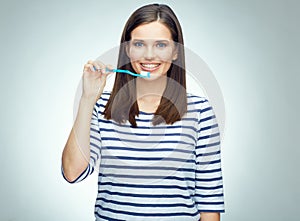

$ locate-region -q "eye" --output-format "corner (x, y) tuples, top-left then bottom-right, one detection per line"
(156, 42), (167, 48)
(133, 41), (144, 47)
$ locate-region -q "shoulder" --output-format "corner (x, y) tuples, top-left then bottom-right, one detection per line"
(187, 92), (207, 102)
(186, 93), (217, 127)
(95, 91), (111, 111)
(100, 90), (111, 101)
(187, 92), (211, 111)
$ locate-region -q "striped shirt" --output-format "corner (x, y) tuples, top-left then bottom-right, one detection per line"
(63, 91), (225, 220)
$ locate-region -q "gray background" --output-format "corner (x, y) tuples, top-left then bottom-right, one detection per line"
(0, 0), (299, 220)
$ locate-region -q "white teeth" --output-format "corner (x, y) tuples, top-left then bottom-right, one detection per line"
(141, 63), (159, 68)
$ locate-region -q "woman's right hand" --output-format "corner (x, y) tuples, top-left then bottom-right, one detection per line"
(82, 60), (112, 101)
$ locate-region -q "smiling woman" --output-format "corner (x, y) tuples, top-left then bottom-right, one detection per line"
(62, 3), (225, 221)
(104, 4), (187, 127)
(127, 22), (178, 78)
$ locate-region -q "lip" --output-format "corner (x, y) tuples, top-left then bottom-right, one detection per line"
(139, 63), (161, 72)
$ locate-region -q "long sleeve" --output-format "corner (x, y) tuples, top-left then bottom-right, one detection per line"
(194, 98), (225, 212)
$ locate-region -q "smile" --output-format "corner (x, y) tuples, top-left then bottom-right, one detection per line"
(140, 63), (161, 71)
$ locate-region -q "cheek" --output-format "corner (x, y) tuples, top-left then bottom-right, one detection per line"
(162, 62), (172, 72)
(155, 48), (175, 61)
(128, 48), (143, 62)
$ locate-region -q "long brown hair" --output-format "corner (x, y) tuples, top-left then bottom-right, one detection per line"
(103, 3), (187, 127)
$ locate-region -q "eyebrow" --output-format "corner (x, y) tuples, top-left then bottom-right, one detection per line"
(131, 39), (171, 43)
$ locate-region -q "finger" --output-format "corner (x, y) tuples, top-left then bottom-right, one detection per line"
(105, 64), (114, 75)
(92, 60), (104, 72)
(98, 64), (106, 74)
(90, 65), (96, 72)
(83, 64), (95, 73)
(93, 63), (102, 72)
(87, 60), (96, 71)
(83, 64), (90, 72)
(100, 64), (109, 75)
(86, 60), (101, 72)
(87, 60), (94, 64)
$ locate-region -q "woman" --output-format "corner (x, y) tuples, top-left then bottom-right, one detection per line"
(62, 3), (225, 221)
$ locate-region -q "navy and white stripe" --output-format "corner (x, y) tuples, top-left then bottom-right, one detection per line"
(63, 91), (225, 220)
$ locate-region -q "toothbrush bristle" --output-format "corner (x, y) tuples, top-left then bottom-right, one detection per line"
(140, 71), (150, 78)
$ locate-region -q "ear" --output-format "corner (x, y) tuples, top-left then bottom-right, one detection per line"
(125, 42), (130, 57)
(172, 52), (178, 61)
(172, 46), (178, 61)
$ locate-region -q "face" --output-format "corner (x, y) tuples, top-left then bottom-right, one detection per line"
(127, 21), (178, 80)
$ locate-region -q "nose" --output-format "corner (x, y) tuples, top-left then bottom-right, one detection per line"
(144, 46), (155, 60)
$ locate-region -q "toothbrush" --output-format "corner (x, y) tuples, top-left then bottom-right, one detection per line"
(93, 67), (150, 78)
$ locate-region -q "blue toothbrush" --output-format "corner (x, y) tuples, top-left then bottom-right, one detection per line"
(94, 67), (150, 78)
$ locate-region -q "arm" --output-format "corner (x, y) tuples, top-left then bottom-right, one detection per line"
(195, 98), (225, 217)
(62, 60), (110, 182)
(62, 97), (96, 182)
(200, 212), (220, 221)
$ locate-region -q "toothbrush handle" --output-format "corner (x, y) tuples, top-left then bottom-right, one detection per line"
(107, 68), (141, 77)
(108, 69), (126, 73)
(95, 67), (148, 78)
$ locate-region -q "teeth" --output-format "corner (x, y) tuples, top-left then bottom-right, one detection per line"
(141, 63), (159, 68)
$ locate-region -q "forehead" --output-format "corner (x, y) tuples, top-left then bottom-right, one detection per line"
(131, 21), (172, 40)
